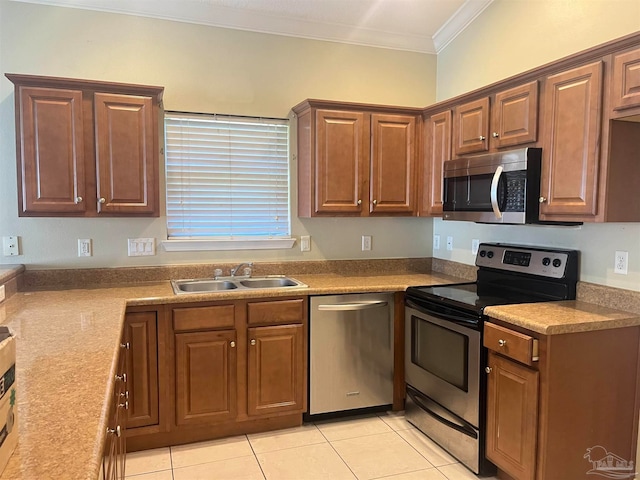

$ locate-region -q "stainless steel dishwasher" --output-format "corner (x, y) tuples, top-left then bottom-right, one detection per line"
(309, 293), (394, 416)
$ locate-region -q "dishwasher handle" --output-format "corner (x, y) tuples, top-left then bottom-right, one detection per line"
(317, 301), (388, 311)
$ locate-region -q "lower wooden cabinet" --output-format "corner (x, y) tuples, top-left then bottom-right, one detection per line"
(175, 329), (237, 426)
(486, 351), (538, 480)
(102, 341), (128, 479)
(484, 321), (640, 480)
(124, 311), (159, 429)
(125, 297), (308, 451)
(247, 324), (304, 416)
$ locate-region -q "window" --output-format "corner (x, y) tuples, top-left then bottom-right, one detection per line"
(164, 112), (292, 250)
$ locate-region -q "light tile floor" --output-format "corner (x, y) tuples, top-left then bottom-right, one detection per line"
(125, 412), (500, 480)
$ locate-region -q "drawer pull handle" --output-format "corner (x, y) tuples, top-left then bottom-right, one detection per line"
(485, 366), (492, 374)
(498, 339), (507, 347)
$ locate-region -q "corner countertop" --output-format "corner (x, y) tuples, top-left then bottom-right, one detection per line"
(0, 272), (457, 480)
(484, 300), (640, 335)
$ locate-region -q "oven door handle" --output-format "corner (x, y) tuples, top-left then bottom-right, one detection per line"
(406, 300), (479, 328)
(406, 386), (478, 439)
(490, 165), (504, 219)
(317, 301), (388, 311)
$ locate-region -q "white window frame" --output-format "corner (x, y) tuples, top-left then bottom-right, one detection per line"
(161, 111), (294, 252)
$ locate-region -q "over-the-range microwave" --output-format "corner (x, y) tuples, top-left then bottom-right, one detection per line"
(442, 147), (544, 224)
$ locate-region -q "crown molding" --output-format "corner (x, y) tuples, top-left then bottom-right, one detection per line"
(433, 0), (494, 54)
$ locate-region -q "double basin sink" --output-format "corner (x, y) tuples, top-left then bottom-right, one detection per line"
(172, 275), (308, 295)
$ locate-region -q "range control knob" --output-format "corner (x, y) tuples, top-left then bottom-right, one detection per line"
(487, 250), (494, 259)
(542, 257), (551, 266)
(552, 258), (562, 268)
(479, 250), (487, 257)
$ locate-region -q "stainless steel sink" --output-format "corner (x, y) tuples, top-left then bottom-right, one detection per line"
(239, 277), (300, 288)
(171, 276), (307, 295)
(173, 279), (238, 293)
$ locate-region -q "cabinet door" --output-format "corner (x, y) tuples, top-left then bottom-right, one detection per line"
(124, 311), (159, 429)
(247, 324), (304, 416)
(422, 110), (451, 216)
(94, 93), (157, 215)
(175, 330), (237, 426)
(314, 110), (367, 214)
(453, 97), (489, 155)
(540, 62), (603, 219)
(16, 87), (87, 215)
(370, 114), (417, 215)
(611, 47), (640, 112)
(486, 352), (539, 480)
(492, 81), (538, 149)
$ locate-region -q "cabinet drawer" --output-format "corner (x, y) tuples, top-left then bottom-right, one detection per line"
(173, 305), (235, 332)
(484, 322), (538, 366)
(247, 298), (305, 325)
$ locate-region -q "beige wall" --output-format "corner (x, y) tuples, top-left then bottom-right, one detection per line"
(434, 0), (640, 292)
(0, 0), (436, 268)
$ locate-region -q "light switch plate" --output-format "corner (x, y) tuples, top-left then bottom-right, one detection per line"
(78, 239), (92, 257)
(128, 238), (156, 256)
(300, 235), (311, 252)
(433, 235), (440, 250)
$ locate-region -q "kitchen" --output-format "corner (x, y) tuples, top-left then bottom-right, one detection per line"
(0, 0), (640, 479)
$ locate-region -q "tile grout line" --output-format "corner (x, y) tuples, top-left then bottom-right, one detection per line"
(314, 421), (361, 479)
(245, 433), (268, 480)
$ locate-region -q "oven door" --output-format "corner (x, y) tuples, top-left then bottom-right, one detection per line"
(405, 301), (480, 427)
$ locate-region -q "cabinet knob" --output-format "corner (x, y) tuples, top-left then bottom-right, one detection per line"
(120, 342), (130, 350)
(230, 341), (236, 348)
(98, 197), (106, 204)
(115, 373), (127, 383)
(120, 391), (129, 400)
(107, 425), (121, 437)
(119, 400), (129, 410)
(498, 339), (507, 347)
(372, 199), (377, 205)
(492, 132), (499, 138)
(479, 135), (486, 141)
(75, 196), (83, 204)
(485, 366), (492, 374)
(357, 199), (362, 205)
(539, 196), (547, 204)
(250, 339), (256, 346)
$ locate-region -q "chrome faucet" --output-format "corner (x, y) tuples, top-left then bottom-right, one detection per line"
(230, 262), (254, 277)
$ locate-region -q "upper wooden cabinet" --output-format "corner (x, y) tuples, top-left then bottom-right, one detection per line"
(293, 100), (420, 217)
(420, 110), (451, 216)
(611, 46), (640, 113)
(452, 81), (538, 157)
(539, 62), (603, 220)
(6, 74), (163, 217)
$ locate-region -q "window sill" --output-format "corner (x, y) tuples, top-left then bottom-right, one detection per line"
(161, 238), (296, 252)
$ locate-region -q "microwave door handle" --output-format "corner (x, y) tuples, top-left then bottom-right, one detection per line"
(490, 165), (504, 219)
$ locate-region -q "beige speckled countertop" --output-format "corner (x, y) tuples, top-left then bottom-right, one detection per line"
(0, 272), (457, 480)
(485, 300), (640, 335)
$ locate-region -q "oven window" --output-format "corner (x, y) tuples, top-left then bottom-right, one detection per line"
(411, 315), (469, 392)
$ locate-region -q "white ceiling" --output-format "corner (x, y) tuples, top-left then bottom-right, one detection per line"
(11, 0), (493, 54)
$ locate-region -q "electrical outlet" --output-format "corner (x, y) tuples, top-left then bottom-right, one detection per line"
(446, 236), (453, 251)
(78, 239), (92, 257)
(433, 235), (440, 250)
(614, 251), (628, 275)
(2, 236), (19, 256)
(300, 235), (311, 252)
(362, 235), (372, 251)
(472, 239), (480, 255)
(128, 238), (156, 256)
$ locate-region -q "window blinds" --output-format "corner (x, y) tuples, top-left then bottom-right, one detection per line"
(165, 112), (290, 239)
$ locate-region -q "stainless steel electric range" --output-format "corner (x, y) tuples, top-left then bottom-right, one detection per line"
(404, 243), (579, 475)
